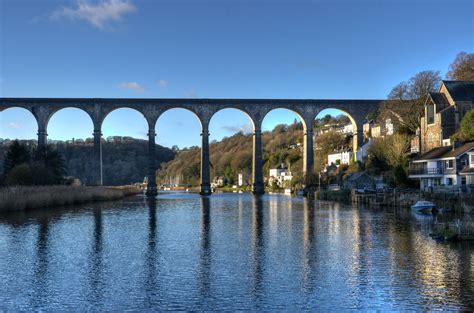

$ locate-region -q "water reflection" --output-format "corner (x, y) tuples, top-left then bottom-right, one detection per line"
(87, 206), (104, 306)
(33, 216), (50, 309)
(198, 197), (211, 307)
(302, 198), (315, 294)
(251, 195), (264, 309)
(144, 198), (158, 305)
(0, 194), (472, 310)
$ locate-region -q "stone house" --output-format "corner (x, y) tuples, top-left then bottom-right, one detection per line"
(418, 80), (474, 153)
(342, 172), (376, 190)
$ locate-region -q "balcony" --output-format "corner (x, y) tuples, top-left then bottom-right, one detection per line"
(409, 167), (444, 176)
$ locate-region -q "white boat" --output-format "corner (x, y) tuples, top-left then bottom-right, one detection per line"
(411, 200), (436, 213)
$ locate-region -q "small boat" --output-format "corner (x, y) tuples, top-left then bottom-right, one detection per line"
(411, 200), (436, 213)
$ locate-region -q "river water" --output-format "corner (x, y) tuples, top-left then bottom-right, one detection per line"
(0, 192), (473, 310)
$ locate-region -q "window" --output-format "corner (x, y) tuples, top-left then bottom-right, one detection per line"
(446, 178), (453, 185)
(445, 160), (454, 169)
(471, 154), (474, 164)
(427, 103), (435, 124)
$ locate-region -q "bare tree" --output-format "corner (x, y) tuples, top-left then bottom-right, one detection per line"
(446, 51), (474, 81)
(381, 70), (441, 135)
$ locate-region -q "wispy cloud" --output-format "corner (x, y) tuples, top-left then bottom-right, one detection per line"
(118, 82), (145, 92)
(184, 89), (198, 98)
(51, 0), (137, 30)
(157, 79), (168, 88)
(222, 122), (253, 134)
(8, 122), (20, 129)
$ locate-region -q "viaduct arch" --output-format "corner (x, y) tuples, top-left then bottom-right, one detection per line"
(0, 98), (385, 195)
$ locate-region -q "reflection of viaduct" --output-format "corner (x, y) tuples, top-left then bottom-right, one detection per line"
(0, 98), (385, 195)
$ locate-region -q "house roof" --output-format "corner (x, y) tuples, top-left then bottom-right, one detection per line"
(460, 167), (474, 175)
(414, 142), (474, 161)
(443, 142), (474, 158)
(414, 146), (452, 161)
(443, 80), (474, 102)
(345, 172), (373, 182)
(428, 92), (450, 111)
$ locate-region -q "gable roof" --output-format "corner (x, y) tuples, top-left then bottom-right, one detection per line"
(443, 80), (474, 102)
(414, 146), (452, 161)
(414, 142), (474, 161)
(443, 142), (474, 158)
(428, 92), (450, 111)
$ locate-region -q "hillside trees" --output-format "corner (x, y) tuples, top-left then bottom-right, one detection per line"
(2, 141), (66, 186)
(452, 109), (474, 142)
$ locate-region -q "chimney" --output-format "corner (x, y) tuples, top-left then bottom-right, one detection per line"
(452, 139), (461, 151)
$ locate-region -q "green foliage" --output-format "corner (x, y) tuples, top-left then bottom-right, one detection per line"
(158, 122), (307, 187)
(3, 140), (30, 176)
(452, 109), (474, 142)
(2, 141), (68, 186)
(5, 164), (34, 186)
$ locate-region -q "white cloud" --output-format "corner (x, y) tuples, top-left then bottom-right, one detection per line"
(184, 89), (198, 98)
(157, 79), (168, 88)
(8, 122), (20, 129)
(51, 0), (137, 30)
(222, 122), (253, 134)
(118, 82), (145, 92)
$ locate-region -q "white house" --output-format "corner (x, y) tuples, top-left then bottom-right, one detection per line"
(268, 164), (293, 187)
(409, 142), (474, 190)
(327, 151), (352, 165)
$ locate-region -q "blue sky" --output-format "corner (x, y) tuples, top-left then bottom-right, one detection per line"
(1, 0), (473, 147)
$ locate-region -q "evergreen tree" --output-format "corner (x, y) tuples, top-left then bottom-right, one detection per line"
(3, 140), (30, 176)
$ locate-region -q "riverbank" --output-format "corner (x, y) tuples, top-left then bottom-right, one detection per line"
(0, 185), (143, 212)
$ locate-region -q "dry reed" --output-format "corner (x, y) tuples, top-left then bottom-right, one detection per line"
(0, 185), (143, 212)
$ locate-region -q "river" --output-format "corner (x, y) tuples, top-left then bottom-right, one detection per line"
(0, 192), (473, 310)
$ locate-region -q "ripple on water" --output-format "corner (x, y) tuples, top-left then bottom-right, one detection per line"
(0, 193), (473, 310)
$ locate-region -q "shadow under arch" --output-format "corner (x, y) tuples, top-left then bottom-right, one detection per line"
(0, 107), (38, 139)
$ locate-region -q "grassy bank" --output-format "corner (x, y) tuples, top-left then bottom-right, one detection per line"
(0, 185), (143, 212)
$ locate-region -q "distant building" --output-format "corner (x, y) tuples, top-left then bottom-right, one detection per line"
(355, 139), (373, 162)
(343, 172), (376, 190)
(371, 123), (383, 138)
(363, 120), (375, 138)
(327, 151), (352, 165)
(409, 142), (474, 190)
(268, 164), (293, 187)
(237, 172), (249, 186)
(419, 80), (474, 153)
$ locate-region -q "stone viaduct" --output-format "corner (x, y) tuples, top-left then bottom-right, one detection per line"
(0, 98), (385, 195)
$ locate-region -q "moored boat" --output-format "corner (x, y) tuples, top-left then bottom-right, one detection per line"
(411, 200), (436, 213)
